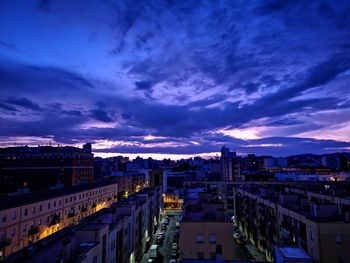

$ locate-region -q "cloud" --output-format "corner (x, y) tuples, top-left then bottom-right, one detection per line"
(90, 109), (114, 123)
(4, 97), (41, 111)
(0, 0), (350, 156)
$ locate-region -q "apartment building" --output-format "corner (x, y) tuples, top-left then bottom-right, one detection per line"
(180, 221), (236, 261)
(179, 186), (251, 262)
(1, 186), (162, 263)
(233, 183), (350, 263)
(220, 146), (241, 181)
(0, 182), (118, 259)
(113, 187), (162, 261)
(0, 143), (94, 193)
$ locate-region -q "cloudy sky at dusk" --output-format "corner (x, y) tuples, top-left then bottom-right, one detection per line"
(1, 0), (350, 159)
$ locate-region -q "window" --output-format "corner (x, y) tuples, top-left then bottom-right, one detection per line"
(197, 252), (204, 260)
(196, 234), (204, 243)
(24, 209), (28, 216)
(48, 203), (51, 209)
(209, 234), (216, 244)
(12, 212), (16, 220)
(336, 234), (343, 245)
(32, 207), (36, 214)
(309, 230), (314, 241)
(2, 215), (6, 223)
(54, 201), (56, 207)
(210, 252), (216, 260)
(39, 205), (42, 212)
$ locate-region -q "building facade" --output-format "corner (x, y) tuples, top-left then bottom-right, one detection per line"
(0, 144), (94, 193)
(233, 183), (350, 263)
(1, 186), (162, 263)
(0, 182), (118, 259)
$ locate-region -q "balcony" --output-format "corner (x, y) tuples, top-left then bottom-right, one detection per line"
(0, 238), (12, 249)
(92, 203), (97, 208)
(67, 211), (76, 218)
(28, 226), (39, 235)
(107, 197), (112, 201)
(81, 207), (88, 212)
(49, 214), (60, 226)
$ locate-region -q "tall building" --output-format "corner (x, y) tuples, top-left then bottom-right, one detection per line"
(220, 146), (241, 181)
(0, 144), (94, 193)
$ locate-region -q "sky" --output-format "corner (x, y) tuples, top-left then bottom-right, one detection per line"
(0, 0), (350, 159)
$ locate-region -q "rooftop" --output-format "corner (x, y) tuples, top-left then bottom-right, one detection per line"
(0, 180), (117, 210)
(277, 246), (311, 260)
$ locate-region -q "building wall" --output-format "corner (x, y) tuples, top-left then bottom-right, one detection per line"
(233, 185), (350, 263)
(0, 183), (118, 258)
(318, 223), (350, 263)
(179, 221), (235, 260)
(0, 145), (94, 193)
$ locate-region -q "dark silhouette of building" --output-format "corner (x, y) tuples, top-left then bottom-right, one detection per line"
(0, 143), (93, 193)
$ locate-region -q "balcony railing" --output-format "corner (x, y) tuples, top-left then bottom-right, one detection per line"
(81, 207), (88, 212)
(28, 226), (39, 235)
(49, 215), (60, 226)
(0, 238), (12, 249)
(67, 212), (76, 218)
(92, 203), (97, 208)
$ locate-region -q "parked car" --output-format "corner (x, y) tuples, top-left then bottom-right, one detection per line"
(158, 232), (165, 239)
(169, 259), (176, 263)
(171, 249), (177, 258)
(233, 233), (240, 239)
(161, 224), (167, 231)
(172, 243), (177, 250)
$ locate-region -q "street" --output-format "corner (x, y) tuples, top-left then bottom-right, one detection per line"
(140, 216), (178, 263)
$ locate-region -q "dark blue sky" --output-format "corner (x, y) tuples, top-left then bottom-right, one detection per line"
(1, 0), (350, 158)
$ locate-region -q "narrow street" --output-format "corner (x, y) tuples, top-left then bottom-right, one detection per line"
(140, 216), (178, 263)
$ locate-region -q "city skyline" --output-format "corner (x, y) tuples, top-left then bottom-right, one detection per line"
(1, 0), (350, 159)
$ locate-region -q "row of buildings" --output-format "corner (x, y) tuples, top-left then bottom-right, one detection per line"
(0, 182), (118, 259)
(2, 186), (162, 263)
(177, 180), (350, 263)
(233, 182), (350, 263)
(220, 146), (350, 181)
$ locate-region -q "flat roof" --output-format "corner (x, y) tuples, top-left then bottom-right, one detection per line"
(277, 246), (311, 259)
(0, 181), (117, 210)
